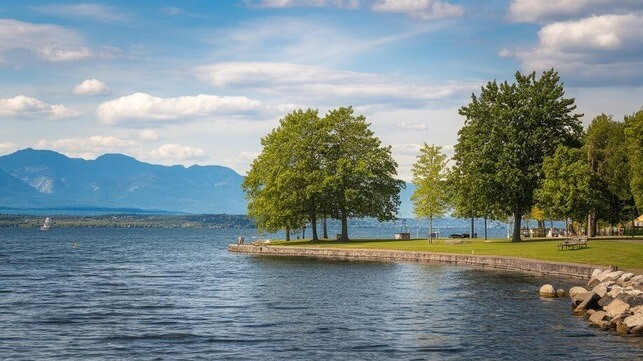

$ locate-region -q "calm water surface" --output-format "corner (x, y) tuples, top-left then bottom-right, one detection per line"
(1, 228), (641, 360)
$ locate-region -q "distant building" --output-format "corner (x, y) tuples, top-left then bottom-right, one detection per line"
(635, 215), (643, 228)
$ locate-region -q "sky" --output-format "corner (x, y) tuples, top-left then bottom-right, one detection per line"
(1, 0), (642, 181)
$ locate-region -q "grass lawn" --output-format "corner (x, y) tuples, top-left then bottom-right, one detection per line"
(269, 237), (643, 273)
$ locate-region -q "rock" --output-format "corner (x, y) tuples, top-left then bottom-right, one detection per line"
(615, 319), (630, 335)
(604, 299), (631, 319)
(593, 284), (610, 298)
(632, 305), (643, 314)
(598, 271), (625, 283)
(592, 269), (602, 278)
(607, 285), (625, 298)
(631, 325), (643, 335)
(540, 284), (556, 298)
(598, 295), (614, 308)
(574, 292), (601, 315)
(586, 309), (597, 316)
(569, 286), (588, 299)
(618, 272), (634, 285)
(589, 311), (609, 326)
(624, 313), (643, 329)
(626, 294), (643, 307)
(556, 289), (566, 298)
(571, 292), (592, 308)
(588, 277), (602, 289)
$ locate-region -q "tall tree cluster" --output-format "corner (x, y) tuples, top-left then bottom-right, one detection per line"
(243, 106), (404, 241)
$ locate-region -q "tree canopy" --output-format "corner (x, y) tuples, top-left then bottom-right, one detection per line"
(243, 106), (403, 241)
(625, 108), (643, 213)
(454, 69), (583, 241)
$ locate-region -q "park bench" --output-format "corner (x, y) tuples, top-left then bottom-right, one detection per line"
(557, 236), (588, 250)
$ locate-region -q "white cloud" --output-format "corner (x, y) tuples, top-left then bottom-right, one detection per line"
(0, 142), (16, 155)
(195, 62), (475, 106)
(138, 129), (160, 141)
(371, 0), (463, 20)
(246, 0), (360, 8)
(31, 4), (130, 23)
(0, 19), (116, 63)
(97, 92), (263, 126)
(162, 7), (183, 15)
(0, 95), (81, 119)
(502, 14), (643, 84)
(149, 144), (207, 162)
(36, 135), (138, 160)
(397, 121), (427, 130)
(508, 0), (642, 23)
(73, 79), (111, 96)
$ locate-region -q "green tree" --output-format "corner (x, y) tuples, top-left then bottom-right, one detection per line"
(456, 69), (583, 242)
(323, 106), (404, 241)
(536, 145), (598, 234)
(584, 114), (633, 233)
(625, 108), (643, 214)
(243, 109), (325, 241)
(411, 143), (449, 243)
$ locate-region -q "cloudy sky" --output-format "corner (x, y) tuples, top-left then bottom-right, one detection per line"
(1, 0), (642, 180)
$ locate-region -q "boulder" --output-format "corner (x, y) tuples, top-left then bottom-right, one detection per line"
(589, 310), (609, 326)
(574, 292), (601, 315)
(607, 285), (625, 298)
(571, 292), (592, 308)
(631, 325), (643, 335)
(598, 271), (625, 283)
(556, 289), (566, 298)
(588, 277), (602, 289)
(540, 284), (556, 298)
(626, 294), (643, 307)
(592, 269), (602, 278)
(604, 299), (631, 319)
(598, 295), (614, 308)
(593, 284), (610, 298)
(624, 313), (643, 329)
(615, 319), (630, 335)
(632, 305), (643, 314)
(617, 272), (634, 285)
(569, 286), (588, 299)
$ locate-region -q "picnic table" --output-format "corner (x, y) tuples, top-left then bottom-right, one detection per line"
(557, 236), (588, 250)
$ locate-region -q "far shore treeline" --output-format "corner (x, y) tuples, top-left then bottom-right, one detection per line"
(245, 69), (643, 242)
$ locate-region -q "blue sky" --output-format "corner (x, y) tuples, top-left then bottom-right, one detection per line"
(1, 0), (642, 180)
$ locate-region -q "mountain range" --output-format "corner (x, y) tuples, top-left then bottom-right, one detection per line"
(0, 148), (414, 217)
(0, 148), (247, 214)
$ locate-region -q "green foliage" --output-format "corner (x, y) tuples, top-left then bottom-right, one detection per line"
(625, 108), (643, 212)
(243, 109), (324, 239)
(411, 143), (449, 241)
(243, 106), (404, 241)
(536, 145), (597, 223)
(454, 69), (583, 241)
(323, 106), (405, 240)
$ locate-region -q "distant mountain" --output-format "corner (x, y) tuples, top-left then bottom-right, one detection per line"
(0, 148), (247, 214)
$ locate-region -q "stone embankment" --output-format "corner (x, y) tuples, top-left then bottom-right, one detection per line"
(542, 269), (643, 336)
(228, 244), (598, 278)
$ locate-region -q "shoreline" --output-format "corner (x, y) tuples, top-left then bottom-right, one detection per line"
(228, 244), (605, 279)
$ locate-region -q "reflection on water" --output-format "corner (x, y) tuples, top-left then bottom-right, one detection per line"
(0, 227), (641, 360)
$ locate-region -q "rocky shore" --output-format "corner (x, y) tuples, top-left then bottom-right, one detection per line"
(542, 268), (643, 336)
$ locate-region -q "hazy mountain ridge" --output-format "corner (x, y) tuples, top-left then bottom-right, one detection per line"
(0, 148), (247, 214)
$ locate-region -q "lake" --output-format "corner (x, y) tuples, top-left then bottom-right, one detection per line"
(1, 227), (641, 360)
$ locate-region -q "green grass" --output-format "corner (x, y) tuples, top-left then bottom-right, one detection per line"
(269, 237), (643, 272)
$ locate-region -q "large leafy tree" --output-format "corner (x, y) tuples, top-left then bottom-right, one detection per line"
(625, 108), (643, 214)
(411, 143), (449, 243)
(456, 69), (583, 242)
(323, 106), (404, 241)
(243, 109), (326, 241)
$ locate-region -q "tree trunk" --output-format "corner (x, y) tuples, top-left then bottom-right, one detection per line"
(428, 216), (433, 244)
(302, 226), (306, 239)
(340, 209), (349, 241)
(470, 217), (475, 239)
(484, 216), (488, 240)
(322, 217), (328, 239)
(286, 228), (290, 242)
(310, 214), (319, 242)
(512, 211), (522, 242)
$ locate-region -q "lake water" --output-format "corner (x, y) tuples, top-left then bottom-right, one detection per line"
(1, 227), (641, 360)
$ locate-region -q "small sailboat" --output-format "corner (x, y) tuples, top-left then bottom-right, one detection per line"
(41, 217), (51, 231)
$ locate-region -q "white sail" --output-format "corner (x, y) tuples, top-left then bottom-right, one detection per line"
(41, 217), (51, 231)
